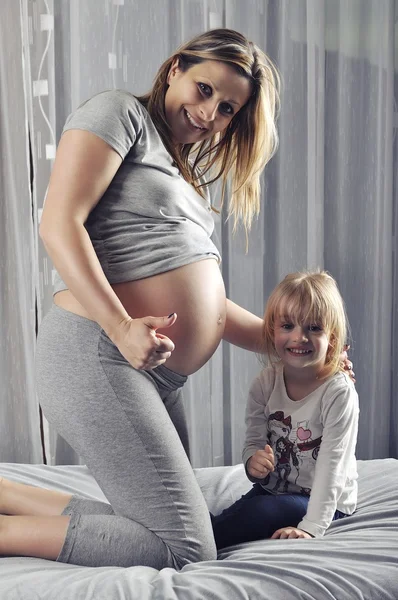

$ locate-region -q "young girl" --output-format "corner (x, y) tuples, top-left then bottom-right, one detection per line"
(212, 270), (359, 548)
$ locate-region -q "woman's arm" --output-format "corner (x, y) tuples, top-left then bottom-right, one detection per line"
(223, 300), (356, 382)
(223, 299), (264, 352)
(40, 130), (175, 369)
(40, 129), (130, 334)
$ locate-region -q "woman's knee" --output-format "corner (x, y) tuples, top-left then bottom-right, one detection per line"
(173, 534), (217, 569)
(171, 517), (217, 568)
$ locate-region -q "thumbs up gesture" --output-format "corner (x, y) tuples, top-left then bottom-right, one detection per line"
(247, 444), (275, 479)
(110, 313), (177, 370)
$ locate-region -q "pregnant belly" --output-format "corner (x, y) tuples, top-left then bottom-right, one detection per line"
(55, 259), (227, 375)
(113, 259), (226, 374)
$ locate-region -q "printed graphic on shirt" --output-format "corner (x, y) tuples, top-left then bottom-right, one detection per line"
(295, 421), (322, 460)
(266, 411), (322, 494)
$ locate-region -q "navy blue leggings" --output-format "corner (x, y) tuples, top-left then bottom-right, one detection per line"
(211, 483), (346, 549)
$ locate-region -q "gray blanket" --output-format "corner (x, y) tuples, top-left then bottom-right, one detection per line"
(0, 459), (397, 600)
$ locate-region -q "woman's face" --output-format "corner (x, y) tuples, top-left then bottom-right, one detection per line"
(164, 59), (252, 145)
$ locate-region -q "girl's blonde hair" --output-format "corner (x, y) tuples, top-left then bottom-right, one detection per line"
(263, 271), (350, 379)
(136, 28), (280, 234)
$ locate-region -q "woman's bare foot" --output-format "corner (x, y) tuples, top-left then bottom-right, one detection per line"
(0, 476), (72, 516)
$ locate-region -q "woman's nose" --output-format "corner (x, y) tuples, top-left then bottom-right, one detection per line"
(199, 101), (218, 122)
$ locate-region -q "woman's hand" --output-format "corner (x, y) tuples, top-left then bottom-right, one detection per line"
(340, 344), (356, 383)
(110, 313), (177, 370)
(247, 444), (275, 479)
(271, 527), (312, 540)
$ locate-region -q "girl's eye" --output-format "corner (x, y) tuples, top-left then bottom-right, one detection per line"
(281, 323), (293, 330)
(198, 82), (212, 96)
(309, 324), (322, 332)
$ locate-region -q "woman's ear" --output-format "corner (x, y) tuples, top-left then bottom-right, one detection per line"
(167, 57), (180, 84)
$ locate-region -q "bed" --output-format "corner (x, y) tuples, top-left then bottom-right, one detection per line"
(0, 459), (397, 600)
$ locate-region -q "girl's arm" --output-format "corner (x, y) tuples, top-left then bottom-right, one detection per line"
(223, 299), (264, 352)
(242, 369), (275, 481)
(296, 382), (359, 538)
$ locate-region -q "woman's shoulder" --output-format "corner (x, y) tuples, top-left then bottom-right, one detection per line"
(62, 90), (147, 158)
(67, 89), (146, 123)
(97, 89), (146, 112)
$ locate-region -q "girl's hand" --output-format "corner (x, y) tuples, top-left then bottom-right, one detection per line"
(247, 444), (275, 479)
(340, 344), (356, 383)
(110, 313), (177, 370)
(271, 527), (312, 540)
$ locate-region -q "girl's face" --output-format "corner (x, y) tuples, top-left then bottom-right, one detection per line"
(273, 311), (330, 376)
(165, 59), (252, 145)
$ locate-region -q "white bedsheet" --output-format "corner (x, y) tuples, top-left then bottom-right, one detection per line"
(0, 459), (397, 599)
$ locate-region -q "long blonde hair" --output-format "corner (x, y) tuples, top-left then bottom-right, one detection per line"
(263, 270), (350, 379)
(136, 28), (280, 234)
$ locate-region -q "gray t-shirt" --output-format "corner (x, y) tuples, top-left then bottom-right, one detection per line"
(53, 89), (221, 294)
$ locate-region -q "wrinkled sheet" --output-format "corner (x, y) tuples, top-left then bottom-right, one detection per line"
(0, 459), (397, 600)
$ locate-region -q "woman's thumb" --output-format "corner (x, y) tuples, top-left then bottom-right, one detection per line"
(146, 313), (177, 330)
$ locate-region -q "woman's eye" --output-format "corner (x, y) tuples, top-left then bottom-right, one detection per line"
(198, 83), (212, 96)
(219, 102), (234, 115)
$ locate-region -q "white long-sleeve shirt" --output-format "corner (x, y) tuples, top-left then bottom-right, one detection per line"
(242, 363), (359, 537)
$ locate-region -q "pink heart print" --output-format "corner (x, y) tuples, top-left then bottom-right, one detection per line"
(297, 427), (311, 441)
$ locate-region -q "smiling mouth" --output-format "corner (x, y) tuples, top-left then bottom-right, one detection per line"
(184, 109), (207, 132)
(287, 348), (312, 355)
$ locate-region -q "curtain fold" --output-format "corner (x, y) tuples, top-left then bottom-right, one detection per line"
(323, 0), (394, 459)
(1, 0), (396, 466)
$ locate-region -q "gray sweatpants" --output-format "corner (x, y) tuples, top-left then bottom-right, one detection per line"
(35, 304), (216, 569)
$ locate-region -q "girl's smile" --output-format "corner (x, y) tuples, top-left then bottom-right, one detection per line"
(274, 316), (330, 377)
(287, 347), (313, 356)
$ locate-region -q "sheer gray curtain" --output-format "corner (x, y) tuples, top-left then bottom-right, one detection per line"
(0, 0), (42, 463)
(1, 0), (397, 467)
